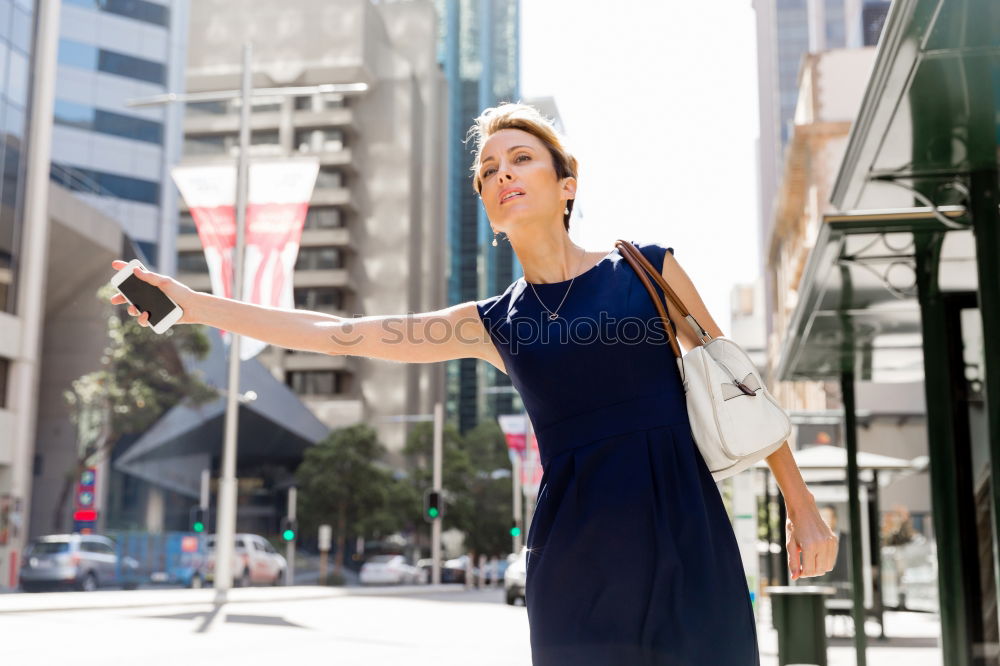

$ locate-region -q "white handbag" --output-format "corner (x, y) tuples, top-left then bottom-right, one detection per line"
(616, 241), (791, 481)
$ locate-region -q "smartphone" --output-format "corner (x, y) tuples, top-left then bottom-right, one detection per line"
(110, 259), (183, 334)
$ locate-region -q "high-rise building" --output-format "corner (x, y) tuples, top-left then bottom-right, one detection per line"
(438, 0), (521, 433)
(753, 0), (890, 342)
(48, 0), (189, 274)
(178, 0), (446, 457)
(0, 0), (36, 316)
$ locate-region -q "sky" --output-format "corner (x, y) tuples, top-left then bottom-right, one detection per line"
(519, 1), (761, 334)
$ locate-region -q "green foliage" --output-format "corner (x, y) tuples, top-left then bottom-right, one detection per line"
(55, 283), (217, 530)
(295, 417), (519, 561)
(295, 424), (399, 542)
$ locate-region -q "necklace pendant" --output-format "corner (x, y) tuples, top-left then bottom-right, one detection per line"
(548, 313), (559, 321)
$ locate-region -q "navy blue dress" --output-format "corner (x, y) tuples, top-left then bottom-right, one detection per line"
(476, 242), (760, 665)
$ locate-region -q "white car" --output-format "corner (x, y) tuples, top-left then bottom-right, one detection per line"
(360, 554), (424, 585)
(504, 547), (527, 605)
(204, 533), (287, 587)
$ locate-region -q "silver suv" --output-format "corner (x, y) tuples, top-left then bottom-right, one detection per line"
(19, 534), (139, 592)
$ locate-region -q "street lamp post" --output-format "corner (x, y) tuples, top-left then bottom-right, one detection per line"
(127, 43), (366, 600)
(380, 403), (444, 585)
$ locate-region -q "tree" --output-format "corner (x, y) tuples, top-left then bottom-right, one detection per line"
(295, 424), (396, 576)
(57, 283), (217, 531)
(402, 421), (475, 543)
(402, 420), (515, 559)
(458, 421), (515, 557)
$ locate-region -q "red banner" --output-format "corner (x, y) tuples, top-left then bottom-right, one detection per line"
(172, 159), (320, 360)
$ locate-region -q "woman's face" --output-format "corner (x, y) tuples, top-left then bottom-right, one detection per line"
(478, 128), (575, 236)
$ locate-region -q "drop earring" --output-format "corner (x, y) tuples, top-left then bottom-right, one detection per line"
(492, 231), (499, 247)
(564, 206), (570, 215)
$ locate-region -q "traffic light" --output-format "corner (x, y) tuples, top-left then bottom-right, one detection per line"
(423, 489), (443, 523)
(189, 506), (207, 533)
(510, 520), (522, 538)
(279, 517), (297, 542)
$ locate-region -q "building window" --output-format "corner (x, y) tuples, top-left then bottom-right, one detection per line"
(294, 286), (344, 312)
(178, 212), (196, 234)
(285, 370), (346, 396)
(294, 128), (344, 153)
(58, 39), (166, 86)
(294, 95), (346, 111)
(185, 100), (227, 117)
(63, 0), (170, 28)
(50, 162), (160, 205)
(862, 1), (891, 46)
(184, 133), (228, 156)
(0, 356), (8, 408)
(135, 240), (158, 268)
(54, 99), (164, 144)
(303, 206), (343, 230)
(184, 130), (281, 156)
(295, 247), (342, 271)
(315, 167), (343, 189)
(177, 251), (208, 273)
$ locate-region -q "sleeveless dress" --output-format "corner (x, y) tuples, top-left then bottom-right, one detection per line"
(476, 242), (760, 666)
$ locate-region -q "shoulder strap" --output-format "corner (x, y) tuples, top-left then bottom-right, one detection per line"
(615, 240), (713, 349)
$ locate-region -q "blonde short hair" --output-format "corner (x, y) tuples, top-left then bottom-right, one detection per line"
(467, 102), (578, 231)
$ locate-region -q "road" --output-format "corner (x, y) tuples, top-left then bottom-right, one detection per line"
(0, 585), (532, 665)
(0, 584), (943, 665)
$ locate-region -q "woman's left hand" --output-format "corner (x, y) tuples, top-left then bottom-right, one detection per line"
(785, 497), (839, 580)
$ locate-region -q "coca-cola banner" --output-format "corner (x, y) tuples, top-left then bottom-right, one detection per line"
(171, 159), (320, 360)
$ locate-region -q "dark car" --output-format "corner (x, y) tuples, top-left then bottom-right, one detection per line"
(19, 534), (140, 592)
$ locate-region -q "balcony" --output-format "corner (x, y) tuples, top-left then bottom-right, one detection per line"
(177, 268), (349, 293)
(291, 107), (356, 134)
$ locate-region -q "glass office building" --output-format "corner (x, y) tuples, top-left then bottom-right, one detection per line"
(0, 0), (35, 316)
(49, 0), (185, 271)
(439, 0), (521, 433)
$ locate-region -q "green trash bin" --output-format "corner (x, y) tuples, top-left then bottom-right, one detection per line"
(765, 585), (836, 666)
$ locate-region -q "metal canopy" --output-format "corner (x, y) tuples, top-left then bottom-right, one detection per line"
(775, 207), (974, 382)
(832, 0), (1000, 213)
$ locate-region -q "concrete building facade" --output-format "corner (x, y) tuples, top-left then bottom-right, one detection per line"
(178, 0), (447, 459)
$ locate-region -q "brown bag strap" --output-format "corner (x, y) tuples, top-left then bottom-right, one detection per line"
(614, 240), (713, 358)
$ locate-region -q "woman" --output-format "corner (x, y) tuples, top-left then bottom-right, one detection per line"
(110, 102), (837, 664)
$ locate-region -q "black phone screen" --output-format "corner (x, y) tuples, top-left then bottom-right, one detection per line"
(117, 274), (176, 326)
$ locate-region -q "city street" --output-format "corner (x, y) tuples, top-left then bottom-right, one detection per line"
(0, 584), (942, 665)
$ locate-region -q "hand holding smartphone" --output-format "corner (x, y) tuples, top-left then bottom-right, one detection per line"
(109, 259), (193, 333)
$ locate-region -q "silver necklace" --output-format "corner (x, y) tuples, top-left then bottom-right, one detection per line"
(527, 248), (589, 321)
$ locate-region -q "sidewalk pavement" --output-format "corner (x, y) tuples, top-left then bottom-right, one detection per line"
(0, 583), (466, 615)
(756, 597), (943, 665)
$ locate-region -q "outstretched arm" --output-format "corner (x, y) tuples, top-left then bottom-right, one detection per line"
(109, 260), (506, 373)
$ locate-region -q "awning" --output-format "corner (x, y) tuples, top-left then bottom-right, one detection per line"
(775, 207), (976, 382)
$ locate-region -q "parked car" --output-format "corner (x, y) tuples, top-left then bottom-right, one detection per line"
(504, 547), (527, 605)
(415, 555), (482, 584)
(19, 534), (140, 592)
(360, 554), (423, 585)
(204, 533), (286, 587)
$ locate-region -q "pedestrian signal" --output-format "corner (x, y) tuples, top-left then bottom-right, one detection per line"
(189, 507), (207, 533)
(423, 489), (443, 523)
(510, 521), (522, 538)
(280, 517), (297, 542)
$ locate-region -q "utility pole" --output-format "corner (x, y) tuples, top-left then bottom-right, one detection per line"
(432, 402), (443, 586)
(286, 486), (297, 586)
